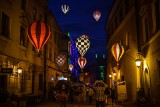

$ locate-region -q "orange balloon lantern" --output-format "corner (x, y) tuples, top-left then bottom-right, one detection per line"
(111, 43), (124, 65)
(27, 21), (51, 52)
(69, 64), (73, 71)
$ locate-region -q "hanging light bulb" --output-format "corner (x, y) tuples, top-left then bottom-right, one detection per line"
(61, 4), (70, 14)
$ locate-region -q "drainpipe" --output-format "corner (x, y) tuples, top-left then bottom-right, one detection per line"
(43, 11), (48, 100)
(43, 44), (47, 100)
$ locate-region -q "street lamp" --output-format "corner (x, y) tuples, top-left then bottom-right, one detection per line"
(135, 52), (144, 67)
(17, 67), (22, 74)
(135, 58), (142, 67)
(109, 74), (112, 88)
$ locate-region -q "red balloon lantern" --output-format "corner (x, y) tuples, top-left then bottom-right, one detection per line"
(93, 10), (101, 21)
(78, 56), (87, 69)
(56, 53), (66, 68)
(27, 21), (51, 52)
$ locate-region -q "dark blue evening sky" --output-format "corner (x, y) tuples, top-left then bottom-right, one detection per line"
(48, 0), (113, 66)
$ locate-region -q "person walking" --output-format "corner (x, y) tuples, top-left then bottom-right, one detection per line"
(69, 86), (74, 104)
(93, 80), (108, 107)
(111, 87), (116, 105)
(81, 84), (87, 103)
(87, 86), (94, 104)
(104, 87), (111, 105)
(55, 90), (68, 107)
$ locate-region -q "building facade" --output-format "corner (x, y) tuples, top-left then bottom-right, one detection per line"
(106, 0), (160, 105)
(0, 0), (68, 100)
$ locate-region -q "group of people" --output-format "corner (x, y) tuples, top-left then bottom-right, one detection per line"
(54, 80), (117, 107)
(93, 80), (117, 107)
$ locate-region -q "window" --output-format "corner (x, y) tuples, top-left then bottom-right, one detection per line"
(32, 46), (36, 51)
(58, 36), (59, 47)
(142, 16), (149, 44)
(125, 32), (129, 50)
(1, 12), (10, 38)
(38, 14), (43, 21)
(155, 0), (160, 31)
(32, 8), (37, 21)
(121, 76), (124, 81)
(52, 50), (54, 62)
(37, 50), (42, 57)
(39, 74), (43, 90)
(21, 0), (27, 12)
(119, 7), (123, 23)
(20, 26), (26, 46)
(49, 46), (52, 61)
(120, 40), (124, 46)
(110, 23), (113, 35)
(54, 52), (56, 63)
(144, 18), (149, 42)
(157, 59), (160, 81)
(54, 31), (56, 43)
(115, 17), (118, 30)
(124, 0), (129, 15)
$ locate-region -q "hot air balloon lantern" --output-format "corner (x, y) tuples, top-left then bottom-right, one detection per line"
(93, 10), (101, 21)
(111, 43), (124, 65)
(78, 56), (87, 69)
(56, 53), (66, 70)
(61, 4), (70, 14)
(27, 21), (51, 52)
(75, 35), (90, 57)
(69, 64), (74, 71)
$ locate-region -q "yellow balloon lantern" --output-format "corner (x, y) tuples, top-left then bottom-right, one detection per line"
(111, 43), (124, 65)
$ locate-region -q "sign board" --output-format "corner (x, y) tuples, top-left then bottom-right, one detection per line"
(0, 68), (13, 74)
(117, 84), (127, 102)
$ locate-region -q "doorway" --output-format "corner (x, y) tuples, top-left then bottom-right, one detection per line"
(0, 75), (7, 91)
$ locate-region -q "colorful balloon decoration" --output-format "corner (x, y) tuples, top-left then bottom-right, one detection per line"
(75, 35), (90, 70)
(69, 64), (74, 71)
(56, 53), (66, 69)
(27, 21), (51, 52)
(93, 10), (101, 21)
(61, 4), (70, 14)
(111, 43), (124, 65)
(78, 56), (87, 69)
(75, 35), (90, 57)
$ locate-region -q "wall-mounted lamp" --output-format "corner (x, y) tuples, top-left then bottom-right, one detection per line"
(51, 76), (54, 81)
(135, 52), (144, 67)
(113, 72), (116, 76)
(109, 74), (112, 78)
(135, 58), (142, 67)
(17, 67), (22, 74)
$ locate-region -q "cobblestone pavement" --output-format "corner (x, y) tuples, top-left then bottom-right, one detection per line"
(29, 99), (138, 107)
(0, 98), (138, 107)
